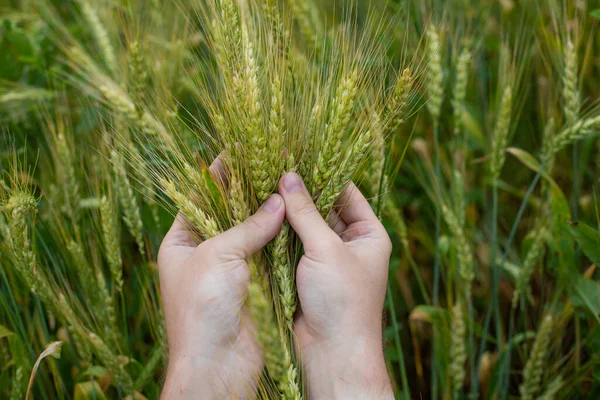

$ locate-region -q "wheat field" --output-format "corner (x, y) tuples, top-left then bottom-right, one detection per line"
(1, 0), (600, 399)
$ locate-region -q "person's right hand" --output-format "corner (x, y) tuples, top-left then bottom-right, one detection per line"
(277, 173), (394, 400)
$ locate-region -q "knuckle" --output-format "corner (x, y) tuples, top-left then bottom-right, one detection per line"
(319, 235), (343, 252)
(292, 198), (319, 218)
(244, 215), (267, 233)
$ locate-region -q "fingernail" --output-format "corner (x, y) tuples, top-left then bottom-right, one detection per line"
(283, 173), (303, 194)
(261, 194), (282, 213)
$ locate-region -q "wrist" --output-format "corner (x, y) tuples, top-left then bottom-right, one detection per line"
(301, 336), (393, 400)
(162, 353), (218, 400)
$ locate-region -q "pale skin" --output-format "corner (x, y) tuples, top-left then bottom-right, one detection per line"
(159, 172), (394, 399)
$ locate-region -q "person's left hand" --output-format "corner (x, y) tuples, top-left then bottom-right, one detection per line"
(158, 187), (285, 399)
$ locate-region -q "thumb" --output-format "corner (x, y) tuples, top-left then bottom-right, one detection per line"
(278, 173), (339, 253)
(209, 194), (285, 260)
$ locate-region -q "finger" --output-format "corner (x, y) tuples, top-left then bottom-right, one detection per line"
(209, 153), (228, 188)
(336, 182), (380, 226)
(209, 194), (285, 260)
(158, 214), (198, 272)
(162, 213), (199, 249)
(327, 210), (347, 236)
(278, 172), (340, 252)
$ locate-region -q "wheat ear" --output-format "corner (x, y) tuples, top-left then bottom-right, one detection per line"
(427, 26), (443, 120)
(512, 227), (546, 308)
(538, 376), (564, 400)
(242, 33), (271, 202)
(161, 179), (220, 239)
(100, 195), (123, 291)
(453, 48), (471, 136)
(562, 40), (580, 127)
(88, 332), (134, 395)
(441, 204), (474, 286)
(387, 68), (414, 136)
(10, 366), (26, 400)
(317, 130), (371, 216)
(56, 133), (80, 218)
(270, 221), (296, 329)
(519, 315), (553, 400)
(449, 300), (467, 397)
(312, 69), (359, 194)
(247, 281), (301, 399)
(111, 151), (145, 256)
(77, 0), (117, 73)
(490, 85), (513, 181)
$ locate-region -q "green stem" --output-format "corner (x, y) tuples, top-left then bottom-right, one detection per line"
(431, 120), (441, 399)
(386, 283), (410, 399)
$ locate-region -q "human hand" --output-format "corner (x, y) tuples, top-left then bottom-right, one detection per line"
(278, 172), (394, 399)
(158, 189), (285, 399)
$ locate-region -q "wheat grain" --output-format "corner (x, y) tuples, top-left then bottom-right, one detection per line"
(449, 301), (467, 397)
(519, 315), (553, 400)
(490, 85), (513, 181)
(111, 151), (145, 256)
